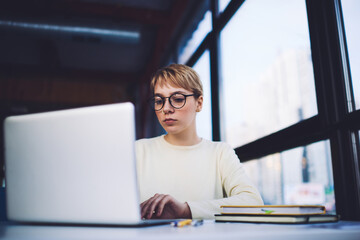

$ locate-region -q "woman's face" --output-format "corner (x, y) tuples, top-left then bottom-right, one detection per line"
(154, 83), (203, 136)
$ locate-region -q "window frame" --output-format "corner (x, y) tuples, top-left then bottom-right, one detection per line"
(186, 0), (360, 220)
(172, 0), (360, 220)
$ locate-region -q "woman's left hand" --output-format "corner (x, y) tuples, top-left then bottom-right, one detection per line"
(140, 193), (192, 219)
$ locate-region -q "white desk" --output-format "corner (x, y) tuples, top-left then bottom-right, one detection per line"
(1, 220), (360, 240)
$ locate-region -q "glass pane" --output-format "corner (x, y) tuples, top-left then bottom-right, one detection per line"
(193, 50), (212, 140)
(244, 140), (336, 214)
(179, 11), (212, 64)
(219, 0), (231, 13)
(220, 0), (317, 148)
(341, 0), (360, 109)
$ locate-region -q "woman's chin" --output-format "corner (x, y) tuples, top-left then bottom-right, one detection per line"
(162, 126), (181, 135)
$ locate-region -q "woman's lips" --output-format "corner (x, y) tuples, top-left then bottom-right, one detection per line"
(164, 118), (176, 124)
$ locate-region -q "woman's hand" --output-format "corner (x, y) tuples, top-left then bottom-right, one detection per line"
(140, 194), (192, 219)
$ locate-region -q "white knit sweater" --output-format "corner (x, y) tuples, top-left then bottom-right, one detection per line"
(135, 135), (263, 219)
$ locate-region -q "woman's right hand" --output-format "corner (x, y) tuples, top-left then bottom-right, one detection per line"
(140, 193), (192, 219)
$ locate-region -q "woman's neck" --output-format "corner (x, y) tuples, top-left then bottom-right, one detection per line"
(164, 132), (201, 146)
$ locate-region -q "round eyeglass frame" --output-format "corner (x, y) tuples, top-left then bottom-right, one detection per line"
(149, 93), (197, 111)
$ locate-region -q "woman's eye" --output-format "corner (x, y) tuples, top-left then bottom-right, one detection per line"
(172, 94), (185, 102)
(173, 98), (184, 103)
(155, 99), (163, 105)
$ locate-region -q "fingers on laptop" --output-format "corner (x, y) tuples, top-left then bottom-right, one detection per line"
(140, 193), (175, 219)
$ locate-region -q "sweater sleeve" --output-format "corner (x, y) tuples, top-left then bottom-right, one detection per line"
(187, 143), (263, 219)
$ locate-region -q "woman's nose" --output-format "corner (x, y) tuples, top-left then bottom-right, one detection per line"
(162, 98), (174, 113)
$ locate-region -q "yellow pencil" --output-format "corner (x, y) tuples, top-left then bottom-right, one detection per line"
(174, 219), (192, 227)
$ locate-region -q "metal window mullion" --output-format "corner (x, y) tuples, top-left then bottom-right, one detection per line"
(210, 0), (221, 141)
(306, 0), (360, 220)
(334, 0), (356, 113)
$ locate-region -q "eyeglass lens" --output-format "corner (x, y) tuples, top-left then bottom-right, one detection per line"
(152, 94), (187, 110)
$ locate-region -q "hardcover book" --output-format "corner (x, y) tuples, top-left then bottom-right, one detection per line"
(220, 205), (326, 215)
(215, 214), (338, 224)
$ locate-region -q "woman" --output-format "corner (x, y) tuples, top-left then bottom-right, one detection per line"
(136, 64), (263, 220)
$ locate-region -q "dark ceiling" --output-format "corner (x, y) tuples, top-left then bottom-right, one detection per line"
(0, 0), (208, 115)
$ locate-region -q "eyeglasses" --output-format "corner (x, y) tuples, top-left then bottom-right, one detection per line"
(149, 93), (197, 111)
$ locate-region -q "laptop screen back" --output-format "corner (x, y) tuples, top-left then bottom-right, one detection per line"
(4, 103), (141, 224)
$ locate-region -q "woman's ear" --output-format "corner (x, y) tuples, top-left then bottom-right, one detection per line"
(196, 95), (203, 112)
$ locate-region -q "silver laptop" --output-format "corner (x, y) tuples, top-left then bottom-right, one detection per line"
(4, 103), (172, 226)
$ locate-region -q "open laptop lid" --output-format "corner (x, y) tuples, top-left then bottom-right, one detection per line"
(4, 103), (144, 225)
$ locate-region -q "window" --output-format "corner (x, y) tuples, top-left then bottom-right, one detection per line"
(219, 0), (231, 13)
(165, 0), (360, 220)
(341, 0), (360, 109)
(177, 8), (212, 140)
(179, 11), (212, 65)
(193, 50), (212, 140)
(220, 0), (317, 148)
(244, 140), (335, 213)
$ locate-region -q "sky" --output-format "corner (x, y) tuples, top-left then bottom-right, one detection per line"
(341, 0), (360, 109)
(181, 0), (360, 141)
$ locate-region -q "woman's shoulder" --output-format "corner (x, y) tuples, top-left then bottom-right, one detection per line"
(201, 138), (234, 152)
(135, 135), (163, 147)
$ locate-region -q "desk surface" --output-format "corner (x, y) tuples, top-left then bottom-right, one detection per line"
(1, 220), (360, 240)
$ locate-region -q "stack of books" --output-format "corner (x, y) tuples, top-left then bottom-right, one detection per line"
(215, 205), (338, 224)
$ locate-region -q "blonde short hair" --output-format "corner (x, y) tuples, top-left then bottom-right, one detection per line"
(150, 64), (203, 98)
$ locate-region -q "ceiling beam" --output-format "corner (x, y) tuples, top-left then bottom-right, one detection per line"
(63, 0), (168, 26)
(0, 0), (168, 26)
